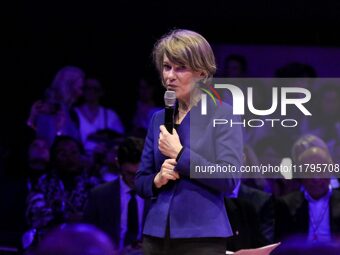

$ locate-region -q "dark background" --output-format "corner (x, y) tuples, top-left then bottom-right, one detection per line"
(3, 0), (340, 149)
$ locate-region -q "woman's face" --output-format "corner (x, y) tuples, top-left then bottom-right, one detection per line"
(71, 75), (84, 100)
(63, 70), (84, 101)
(162, 55), (203, 102)
(83, 80), (102, 102)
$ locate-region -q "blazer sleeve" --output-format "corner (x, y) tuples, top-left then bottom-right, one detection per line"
(135, 113), (158, 199)
(176, 114), (243, 195)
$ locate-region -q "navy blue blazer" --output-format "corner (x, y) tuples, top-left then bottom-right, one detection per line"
(135, 98), (243, 238)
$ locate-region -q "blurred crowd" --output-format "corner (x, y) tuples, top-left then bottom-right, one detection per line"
(0, 54), (340, 255)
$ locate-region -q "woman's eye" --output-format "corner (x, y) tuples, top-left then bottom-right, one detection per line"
(177, 65), (187, 71)
(163, 64), (171, 70)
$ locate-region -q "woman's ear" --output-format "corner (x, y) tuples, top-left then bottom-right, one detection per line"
(200, 71), (207, 77)
(199, 71), (208, 84)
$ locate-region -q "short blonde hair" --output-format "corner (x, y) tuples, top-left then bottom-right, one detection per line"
(49, 66), (85, 104)
(153, 29), (216, 80)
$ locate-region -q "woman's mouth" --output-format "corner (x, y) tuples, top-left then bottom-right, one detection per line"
(167, 85), (177, 91)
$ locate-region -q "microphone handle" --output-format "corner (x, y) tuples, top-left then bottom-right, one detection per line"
(165, 106), (174, 134)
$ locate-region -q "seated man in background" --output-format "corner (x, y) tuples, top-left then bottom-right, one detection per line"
(225, 182), (274, 251)
(84, 137), (145, 253)
(275, 147), (340, 242)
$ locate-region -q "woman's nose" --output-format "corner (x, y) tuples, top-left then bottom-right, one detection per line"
(167, 69), (176, 80)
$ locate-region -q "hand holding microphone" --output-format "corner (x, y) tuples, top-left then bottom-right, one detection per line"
(154, 91), (183, 189)
(160, 91), (183, 158)
(158, 125), (183, 159)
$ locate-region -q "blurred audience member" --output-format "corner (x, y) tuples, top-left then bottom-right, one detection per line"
(274, 62), (317, 154)
(243, 81), (273, 147)
(223, 54), (248, 78)
(27, 66), (85, 146)
(292, 134), (339, 188)
(131, 78), (161, 138)
(219, 54), (249, 105)
(272, 236), (340, 255)
(254, 136), (287, 195)
(84, 137), (145, 253)
(75, 78), (124, 155)
(291, 134), (329, 163)
(226, 180), (274, 250)
(241, 145), (276, 194)
(224, 196), (268, 252)
(275, 62), (317, 79)
(24, 136), (99, 249)
(86, 130), (123, 183)
(26, 138), (50, 190)
(304, 84), (340, 142)
(33, 224), (116, 255)
(275, 147), (340, 242)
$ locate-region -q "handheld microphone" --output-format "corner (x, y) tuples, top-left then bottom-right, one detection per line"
(164, 90), (176, 134)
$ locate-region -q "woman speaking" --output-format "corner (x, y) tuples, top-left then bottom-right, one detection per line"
(135, 29), (243, 254)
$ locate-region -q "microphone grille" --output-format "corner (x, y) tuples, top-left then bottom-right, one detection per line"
(164, 90), (176, 107)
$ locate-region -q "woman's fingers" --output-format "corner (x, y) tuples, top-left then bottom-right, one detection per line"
(162, 159), (177, 169)
(165, 158), (177, 165)
(171, 171), (180, 179)
(165, 171), (180, 180)
(155, 165), (180, 188)
(155, 158), (180, 188)
(163, 163), (175, 170)
(161, 168), (180, 179)
(161, 162), (180, 179)
(164, 173), (177, 181)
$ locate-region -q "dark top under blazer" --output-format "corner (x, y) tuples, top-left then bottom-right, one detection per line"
(135, 97), (243, 238)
